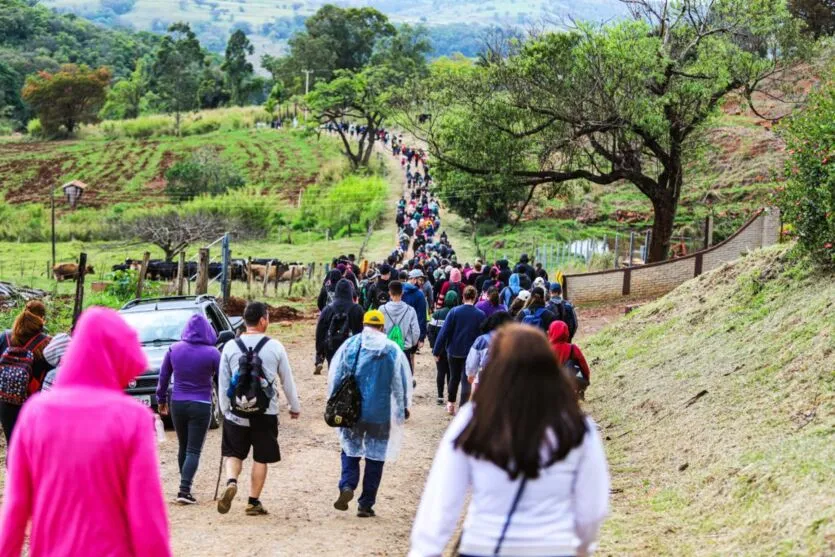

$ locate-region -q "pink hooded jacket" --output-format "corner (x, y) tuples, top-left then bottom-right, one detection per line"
(0, 308), (171, 557)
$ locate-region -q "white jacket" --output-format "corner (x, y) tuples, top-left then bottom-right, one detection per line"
(380, 301), (421, 350)
(409, 404), (610, 557)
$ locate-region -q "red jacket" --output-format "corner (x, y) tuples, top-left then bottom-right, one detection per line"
(548, 321), (590, 380)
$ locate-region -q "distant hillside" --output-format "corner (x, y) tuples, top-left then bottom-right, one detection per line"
(40, 0), (628, 60)
(586, 244), (835, 555)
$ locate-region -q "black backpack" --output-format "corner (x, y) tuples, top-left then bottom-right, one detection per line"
(325, 311), (352, 355)
(325, 340), (363, 428)
(228, 337), (274, 418)
(551, 299), (579, 340)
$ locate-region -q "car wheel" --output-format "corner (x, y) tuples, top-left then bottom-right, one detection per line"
(210, 381), (221, 430)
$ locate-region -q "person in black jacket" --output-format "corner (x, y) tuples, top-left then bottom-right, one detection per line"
(315, 279), (364, 374)
(317, 269), (345, 311)
(515, 253), (536, 284)
(365, 264), (392, 310)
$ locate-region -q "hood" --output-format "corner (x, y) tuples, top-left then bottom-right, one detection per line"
(335, 278), (355, 302)
(55, 307), (147, 391)
(325, 269), (343, 290)
(509, 273), (521, 294)
(402, 282), (420, 296)
(450, 268), (462, 283)
(381, 301), (411, 321)
(498, 259), (509, 270)
(548, 320), (570, 345)
(181, 314), (217, 345)
(444, 291), (459, 308)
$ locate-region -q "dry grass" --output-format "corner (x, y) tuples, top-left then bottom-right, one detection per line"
(585, 244), (835, 556)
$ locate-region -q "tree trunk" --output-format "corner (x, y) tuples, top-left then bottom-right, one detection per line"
(647, 184), (680, 263)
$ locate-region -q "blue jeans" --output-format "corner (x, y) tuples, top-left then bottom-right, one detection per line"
(171, 400), (211, 494)
(339, 451), (385, 509)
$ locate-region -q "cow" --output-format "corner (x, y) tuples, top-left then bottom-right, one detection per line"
(147, 261), (178, 281)
(245, 263), (279, 282)
(280, 264), (306, 282)
(53, 263), (95, 282)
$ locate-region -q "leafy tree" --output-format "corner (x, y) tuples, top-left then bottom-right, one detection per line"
(101, 0), (137, 16)
(779, 77), (835, 266)
(789, 0), (835, 37)
(409, 0), (809, 261)
(152, 22), (206, 135)
(21, 64), (111, 136)
(165, 147), (246, 202)
(197, 64), (231, 109)
(100, 59), (150, 120)
(222, 29), (254, 106)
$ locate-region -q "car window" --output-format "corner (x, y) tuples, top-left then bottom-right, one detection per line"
(121, 309), (198, 344)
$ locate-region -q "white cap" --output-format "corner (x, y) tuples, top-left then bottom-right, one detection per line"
(517, 290), (531, 302)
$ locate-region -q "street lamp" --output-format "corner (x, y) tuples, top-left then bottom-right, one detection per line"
(52, 180), (87, 270)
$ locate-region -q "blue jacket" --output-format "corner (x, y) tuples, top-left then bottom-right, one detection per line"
(402, 282), (428, 342)
(432, 304), (486, 359)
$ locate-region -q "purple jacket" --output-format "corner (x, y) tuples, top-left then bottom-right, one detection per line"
(475, 300), (508, 319)
(156, 314), (220, 404)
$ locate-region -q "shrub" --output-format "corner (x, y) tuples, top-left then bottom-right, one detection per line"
(165, 147), (246, 201)
(295, 175), (387, 235)
(26, 118), (43, 137)
(780, 79), (835, 267)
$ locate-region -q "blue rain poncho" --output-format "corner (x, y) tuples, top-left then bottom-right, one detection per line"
(327, 328), (413, 462)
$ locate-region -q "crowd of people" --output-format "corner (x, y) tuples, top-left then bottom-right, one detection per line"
(0, 131), (609, 557)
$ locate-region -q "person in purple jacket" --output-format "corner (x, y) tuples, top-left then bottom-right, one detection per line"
(156, 314), (221, 505)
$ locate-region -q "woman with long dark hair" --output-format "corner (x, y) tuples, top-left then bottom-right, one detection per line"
(411, 325), (609, 557)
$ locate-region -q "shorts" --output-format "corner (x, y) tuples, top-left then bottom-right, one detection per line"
(221, 414), (281, 464)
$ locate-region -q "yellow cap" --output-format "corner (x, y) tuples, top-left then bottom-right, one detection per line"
(363, 310), (385, 326)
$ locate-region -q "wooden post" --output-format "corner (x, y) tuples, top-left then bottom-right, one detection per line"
(704, 214), (715, 248)
(273, 262), (281, 295)
(628, 232), (635, 267)
(136, 252), (150, 299)
(72, 253), (88, 329)
(47, 261), (51, 279)
(176, 252), (185, 296)
(613, 233), (620, 268)
(246, 257), (253, 299)
(262, 262), (272, 297)
(288, 269), (295, 297)
(196, 248), (209, 295)
(308, 262), (315, 281)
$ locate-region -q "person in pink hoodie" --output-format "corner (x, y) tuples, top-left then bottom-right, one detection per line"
(0, 307), (171, 557)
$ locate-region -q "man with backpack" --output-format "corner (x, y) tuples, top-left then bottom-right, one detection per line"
(316, 279), (364, 373)
(217, 302), (301, 517)
(365, 265), (392, 310)
(403, 269), (428, 344)
(546, 282), (579, 341)
(328, 310), (412, 518)
(379, 281), (420, 374)
(516, 287), (557, 334)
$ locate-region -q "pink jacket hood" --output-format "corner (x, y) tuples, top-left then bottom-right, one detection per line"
(0, 308), (171, 557)
(55, 307), (148, 391)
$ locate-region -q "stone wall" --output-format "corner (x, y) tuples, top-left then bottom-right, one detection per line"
(564, 208), (781, 306)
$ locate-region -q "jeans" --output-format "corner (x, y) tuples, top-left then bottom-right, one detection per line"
(171, 400), (211, 494)
(435, 354), (450, 399)
(339, 451), (385, 509)
(0, 402), (22, 448)
(447, 356), (471, 404)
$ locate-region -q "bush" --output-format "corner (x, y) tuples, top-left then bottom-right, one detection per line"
(105, 269), (161, 302)
(780, 79), (835, 267)
(27, 118), (43, 137)
(165, 147), (246, 201)
(295, 175), (387, 235)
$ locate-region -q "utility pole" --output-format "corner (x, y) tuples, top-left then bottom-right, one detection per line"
(302, 69), (314, 122)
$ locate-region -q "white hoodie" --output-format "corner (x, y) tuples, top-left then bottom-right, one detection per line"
(380, 300), (420, 350)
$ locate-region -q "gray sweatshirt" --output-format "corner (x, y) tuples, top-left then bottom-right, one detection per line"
(380, 301), (421, 350)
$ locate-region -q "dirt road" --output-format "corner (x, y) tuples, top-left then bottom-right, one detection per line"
(162, 321), (450, 556)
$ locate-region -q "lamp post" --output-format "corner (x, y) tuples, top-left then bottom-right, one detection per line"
(51, 181), (86, 272)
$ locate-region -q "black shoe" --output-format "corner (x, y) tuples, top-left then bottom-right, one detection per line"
(333, 488), (354, 511)
(413, 379), (417, 388)
(176, 492), (197, 505)
(357, 507), (376, 518)
(436, 397), (444, 406)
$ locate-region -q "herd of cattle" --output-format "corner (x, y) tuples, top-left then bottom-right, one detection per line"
(52, 259), (307, 283)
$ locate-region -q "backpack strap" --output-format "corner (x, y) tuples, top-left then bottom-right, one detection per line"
(494, 477), (528, 556)
(252, 336), (271, 355)
(25, 333), (49, 353)
(234, 338), (248, 354)
(350, 339), (363, 376)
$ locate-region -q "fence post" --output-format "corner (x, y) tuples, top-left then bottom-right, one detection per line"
(72, 253), (88, 329)
(220, 234), (230, 302)
(628, 232), (635, 267)
(613, 233), (620, 269)
(704, 214), (714, 248)
(136, 252), (150, 299)
(176, 252), (185, 296)
(262, 261), (272, 297)
(246, 257), (253, 299)
(644, 230), (652, 264)
(288, 270), (295, 297)
(196, 248), (209, 295)
(273, 262), (281, 295)
(47, 261), (51, 280)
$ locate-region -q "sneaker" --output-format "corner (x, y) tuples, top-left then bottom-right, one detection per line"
(333, 488), (354, 511)
(436, 397), (444, 406)
(245, 501), (269, 516)
(176, 492), (197, 505)
(446, 402), (456, 416)
(413, 379), (417, 388)
(314, 362), (323, 376)
(217, 482), (237, 515)
(357, 507), (376, 518)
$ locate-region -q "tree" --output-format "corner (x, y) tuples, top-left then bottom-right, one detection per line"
(408, 0), (808, 261)
(222, 29), (254, 106)
(789, 0), (835, 37)
(126, 211), (225, 262)
(21, 64), (111, 136)
(100, 59), (149, 120)
(165, 147), (246, 201)
(153, 22), (206, 135)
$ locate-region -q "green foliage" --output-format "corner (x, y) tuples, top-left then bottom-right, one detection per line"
(105, 269), (161, 303)
(165, 147), (246, 201)
(21, 64), (111, 136)
(779, 76), (835, 267)
(152, 23), (207, 134)
(789, 0), (835, 37)
(295, 175), (387, 236)
(26, 117), (42, 137)
(100, 60), (150, 120)
(222, 30), (254, 106)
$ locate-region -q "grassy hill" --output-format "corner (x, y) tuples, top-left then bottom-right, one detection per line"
(585, 245), (834, 555)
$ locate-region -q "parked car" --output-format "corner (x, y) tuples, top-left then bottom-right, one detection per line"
(118, 295), (244, 429)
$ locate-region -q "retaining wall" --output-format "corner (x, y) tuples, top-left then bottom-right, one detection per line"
(564, 208), (781, 306)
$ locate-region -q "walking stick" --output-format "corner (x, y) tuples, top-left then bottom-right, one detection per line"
(214, 454), (224, 501)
